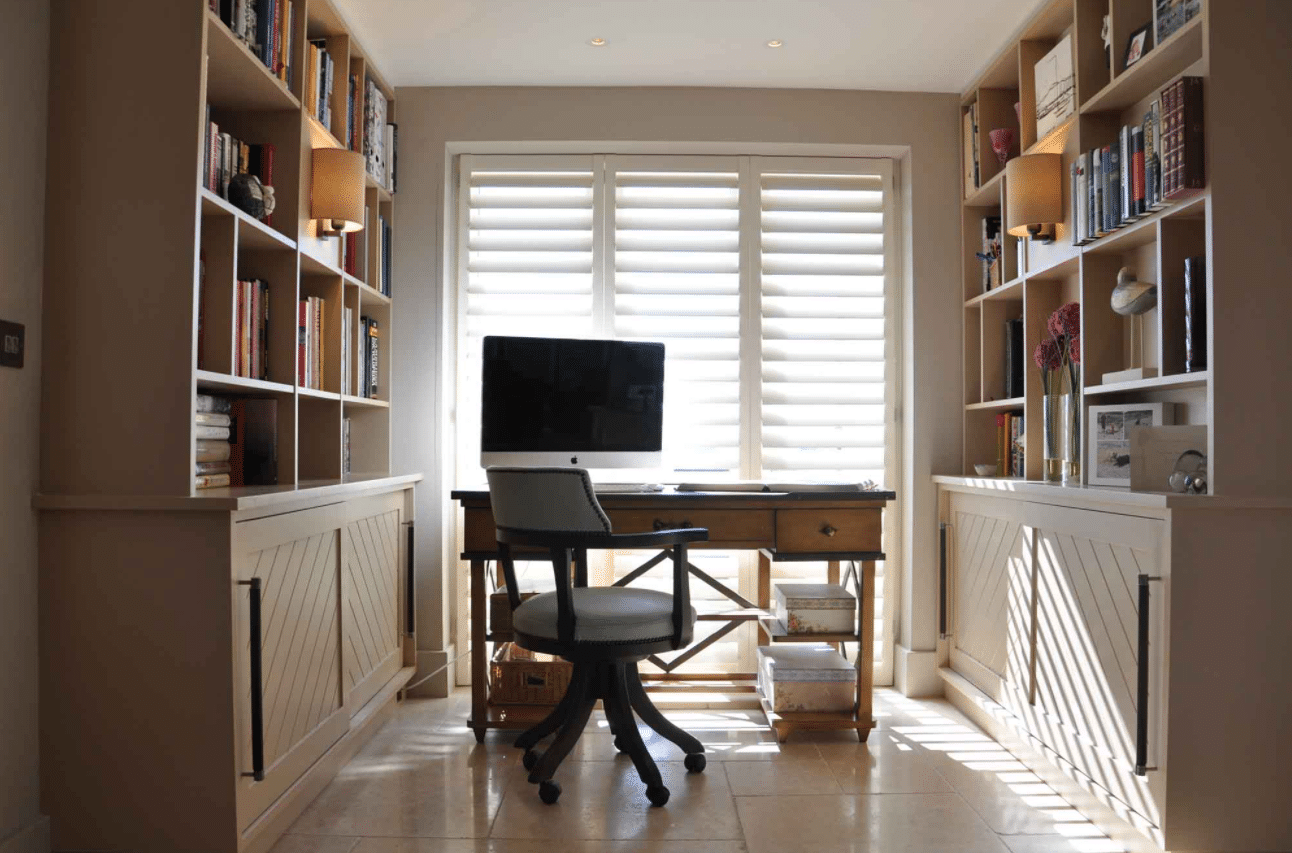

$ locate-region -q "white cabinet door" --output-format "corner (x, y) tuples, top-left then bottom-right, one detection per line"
(342, 491), (407, 714)
(1028, 502), (1166, 830)
(948, 492), (1033, 705)
(233, 504), (349, 832)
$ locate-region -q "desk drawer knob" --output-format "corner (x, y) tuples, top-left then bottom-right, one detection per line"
(821, 524), (838, 537)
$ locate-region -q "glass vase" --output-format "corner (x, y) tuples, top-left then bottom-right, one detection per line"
(1042, 392), (1065, 483)
(1063, 366), (1082, 484)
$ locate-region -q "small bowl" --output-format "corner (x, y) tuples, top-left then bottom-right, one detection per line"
(974, 464), (998, 477)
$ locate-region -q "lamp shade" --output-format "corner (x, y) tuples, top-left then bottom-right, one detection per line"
(1005, 153), (1062, 238)
(311, 147), (365, 233)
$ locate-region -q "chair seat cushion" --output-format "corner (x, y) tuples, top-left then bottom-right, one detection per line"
(512, 587), (696, 644)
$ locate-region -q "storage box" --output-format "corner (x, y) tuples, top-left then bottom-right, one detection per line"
(490, 586), (540, 636)
(774, 583), (856, 634)
(490, 643), (572, 705)
(757, 645), (855, 713)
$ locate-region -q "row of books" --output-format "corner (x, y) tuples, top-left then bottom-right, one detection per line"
(375, 214), (393, 297)
(195, 394), (279, 489)
(345, 74), (362, 152)
(235, 279), (271, 380)
(996, 412), (1025, 479)
(305, 40), (335, 129)
(211, 0), (296, 89)
(363, 79), (397, 192)
(1069, 77), (1204, 245)
(341, 228), (361, 277)
(298, 297), (326, 390)
(203, 111), (276, 202)
(962, 102), (980, 194)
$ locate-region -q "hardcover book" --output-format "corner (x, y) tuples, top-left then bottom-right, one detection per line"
(1005, 318), (1025, 398)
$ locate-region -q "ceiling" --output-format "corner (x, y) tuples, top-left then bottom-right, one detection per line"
(333, 0), (1048, 92)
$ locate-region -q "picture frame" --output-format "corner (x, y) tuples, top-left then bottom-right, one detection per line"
(1130, 424), (1208, 493)
(1087, 402), (1174, 486)
(1155, 0), (1202, 46)
(1034, 34), (1075, 140)
(1124, 23), (1152, 70)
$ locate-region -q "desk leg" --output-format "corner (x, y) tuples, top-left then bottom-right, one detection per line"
(470, 558), (488, 744)
(758, 551), (771, 648)
(856, 560), (876, 742)
(828, 560), (841, 653)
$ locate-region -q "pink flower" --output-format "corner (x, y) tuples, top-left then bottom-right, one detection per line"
(1034, 339), (1061, 371)
(1068, 334), (1081, 364)
(1052, 302), (1081, 339)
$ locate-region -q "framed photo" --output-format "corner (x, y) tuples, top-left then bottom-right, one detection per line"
(1124, 23), (1152, 70)
(1130, 425), (1208, 492)
(1155, 0), (1202, 45)
(1034, 34), (1075, 140)
(1087, 402), (1175, 486)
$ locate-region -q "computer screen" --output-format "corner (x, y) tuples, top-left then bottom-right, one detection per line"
(480, 336), (665, 468)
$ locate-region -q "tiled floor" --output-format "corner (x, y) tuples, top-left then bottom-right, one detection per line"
(275, 689), (1124, 853)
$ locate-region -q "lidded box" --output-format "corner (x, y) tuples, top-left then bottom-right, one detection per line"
(774, 582), (856, 634)
(757, 645), (855, 713)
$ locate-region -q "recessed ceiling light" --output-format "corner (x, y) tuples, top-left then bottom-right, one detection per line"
(589, 37), (607, 47)
(766, 39), (784, 48)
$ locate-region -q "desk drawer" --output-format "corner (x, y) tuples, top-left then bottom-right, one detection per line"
(608, 509), (774, 548)
(775, 508), (881, 555)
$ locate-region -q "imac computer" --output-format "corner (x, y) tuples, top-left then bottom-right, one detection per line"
(480, 335), (665, 473)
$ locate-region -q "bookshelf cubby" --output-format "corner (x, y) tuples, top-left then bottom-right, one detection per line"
(958, 0), (1213, 487)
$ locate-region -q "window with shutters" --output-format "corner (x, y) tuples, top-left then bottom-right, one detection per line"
(454, 153), (899, 683)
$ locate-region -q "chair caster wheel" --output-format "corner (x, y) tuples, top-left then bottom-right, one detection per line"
(646, 784), (670, 807)
(522, 750), (538, 771)
(684, 752), (707, 773)
(538, 780), (561, 804)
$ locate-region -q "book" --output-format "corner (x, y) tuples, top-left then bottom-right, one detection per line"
(996, 414), (1007, 473)
(1105, 144), (1119, 232)
(229, 398), (278, 486)
(196, 460), (232, 475)
(1184, 256), (1207, 372)
(1131, 125), (1146, 218)
(1070, 161), (1080, 245)
(365, 317), (380, 397)
(1005, 318), (1024, 398)
(1120, 126), (1132, 223)
(195, 412), (232, 427)
(342, 417), (351, 476)
(297, 299), (309, 388)
(963, 107), (976, 194)
(1093, 147), (1104, 237)
(196, 425), (231, 440)
(1076, 153), (1088, 243)
(1145, 99), (1165, 210)
(197, 439), (233, 463)
(1161, 77), (1206, 201)
(195, 473), (231, 489)
(196, 393), (232, 414)
(342, 307), (352, 396)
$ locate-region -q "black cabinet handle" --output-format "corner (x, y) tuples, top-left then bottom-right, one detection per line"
(1135, 573), (1162, 776)
(405, 522), (416, 637)
(653, 518), (691, 531)
(939, 522), (949, 638)
(238, 578), (265, 782)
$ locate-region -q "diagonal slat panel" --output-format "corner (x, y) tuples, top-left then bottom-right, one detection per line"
(345, 510), (402, 694)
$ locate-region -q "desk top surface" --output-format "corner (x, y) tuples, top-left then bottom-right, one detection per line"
(451, 486), (897, 503)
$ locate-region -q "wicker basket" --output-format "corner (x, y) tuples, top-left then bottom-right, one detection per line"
(490, 587), (539, 637)
(490, 642), (572, 705)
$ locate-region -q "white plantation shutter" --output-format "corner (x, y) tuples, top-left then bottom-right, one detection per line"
(454, 153), (898, 683)
(753, 158), (897, 672)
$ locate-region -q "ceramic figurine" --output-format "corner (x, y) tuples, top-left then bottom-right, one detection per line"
(1111, 267), (1157, 315)
(228, 173), (276, 220)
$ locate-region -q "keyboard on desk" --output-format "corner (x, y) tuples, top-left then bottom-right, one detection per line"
(592, 483), (666, 493)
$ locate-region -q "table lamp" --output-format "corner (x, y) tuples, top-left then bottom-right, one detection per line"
(1005, 153), (1062, 243)
(311, 147), (365, 236)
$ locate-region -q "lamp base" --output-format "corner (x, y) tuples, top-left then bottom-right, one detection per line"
(1027, 223), (1056, 244)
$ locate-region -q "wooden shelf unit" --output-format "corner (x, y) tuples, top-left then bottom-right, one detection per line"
(42, 0), (398, 498)
(959, 0), (1215, 485)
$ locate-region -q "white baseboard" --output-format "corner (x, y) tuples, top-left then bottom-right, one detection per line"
(0, 816), (50, 853)
(893, 644), (941, 697)
(408, 645), (456, 698)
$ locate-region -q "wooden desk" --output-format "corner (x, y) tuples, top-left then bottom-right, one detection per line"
(450, 487), (894, 744)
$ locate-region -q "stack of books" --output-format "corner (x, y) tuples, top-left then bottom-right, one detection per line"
(195, 394), (232, 489)
(298, 297), (326, 391)
(305, 39), (335, 129)
(1069, 77), (1204, 245)
(203, 113), (275, 202)
(996, 412), (1025, 478)
(235, 279), (270, 380)
(359, 315), (380, 398)
(211, 0), (295, 88)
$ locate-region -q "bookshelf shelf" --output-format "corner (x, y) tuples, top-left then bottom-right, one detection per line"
(299, 249), (344, 277)
(966, 397), (1026, 412)
(196, 370), (294, 396)
(1026, 253), (1079, 280)
(204, 10), (301, 112)
(348, 276), (391, 307)
(1080, 16), (1205, 115)
(342, 394), (390, 409)
(964, 169), (1004, 207)
(307, 113), (344, 150)
(299, 387), (341, 400)
(1085, 371), (1209, 396)
(200, 189), (297, 250)
(967, 277), (1024, 306)
(366, 173), (393, 201)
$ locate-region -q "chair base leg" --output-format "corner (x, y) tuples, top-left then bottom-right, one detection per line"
(514, 665), (590, 752)
(625, 662), (704, 756)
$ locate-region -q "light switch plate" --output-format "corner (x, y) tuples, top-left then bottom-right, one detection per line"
(0, 319), (25, 369)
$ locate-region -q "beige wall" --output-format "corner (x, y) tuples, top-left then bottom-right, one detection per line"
(389, 86), (964, 693)
(0, 2), (50, 851)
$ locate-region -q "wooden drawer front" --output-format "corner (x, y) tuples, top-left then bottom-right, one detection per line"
(775, 508), (881, 554)
(463, 507), (500, 553)
(608, 509), (775, 547)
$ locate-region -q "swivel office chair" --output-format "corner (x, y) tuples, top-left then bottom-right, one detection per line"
(485, 466), (709, 806)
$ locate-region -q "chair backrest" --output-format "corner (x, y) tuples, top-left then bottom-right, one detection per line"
(485, 467), (613, 534)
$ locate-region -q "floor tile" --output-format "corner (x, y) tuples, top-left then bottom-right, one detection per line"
(723, 756), (842, 796)
(923, 754), (1067, 836)
(489, 761), (743, 841)
(998, 836), (1088, 853)
(735, 792), (1010, 853)
(270, 837), (360, 853)
(819, 740), (954, 795)
(353, 840), (746, 853)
